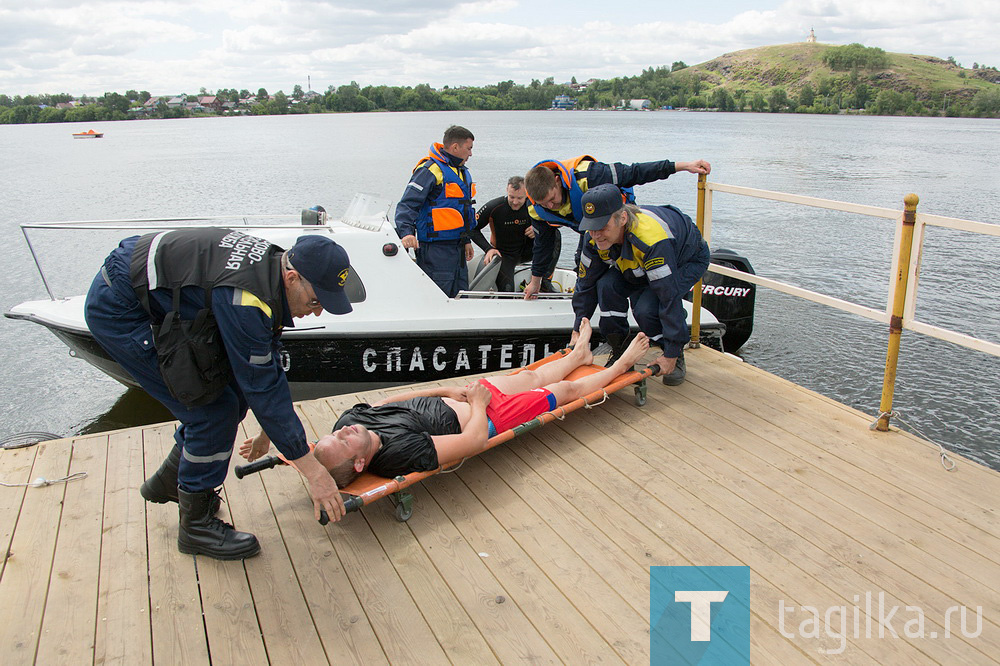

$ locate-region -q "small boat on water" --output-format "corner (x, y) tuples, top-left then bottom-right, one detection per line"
(4, 196), (755, 392)
(72, 129), (103, 138)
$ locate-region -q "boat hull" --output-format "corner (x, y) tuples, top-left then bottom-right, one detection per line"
(6, 208), (739, 397)
(24, 318), (724, 390)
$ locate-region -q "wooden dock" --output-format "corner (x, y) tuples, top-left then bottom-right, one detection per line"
(1, 346), (997, 664)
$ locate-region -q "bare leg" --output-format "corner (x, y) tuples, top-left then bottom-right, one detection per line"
(487, 318), (595, 394)
(546, 333), (650, 405)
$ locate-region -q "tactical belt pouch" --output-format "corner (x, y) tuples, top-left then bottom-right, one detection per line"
(150, 286), (231, 408)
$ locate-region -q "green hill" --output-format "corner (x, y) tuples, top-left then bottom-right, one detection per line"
(673, 42), (999, 113)
(570, 42), (999, 116)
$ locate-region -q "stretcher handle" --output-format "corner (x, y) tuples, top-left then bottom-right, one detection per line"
(234, 455), (284, 479)
(319, 496), (364, 525)
(646, 363), (661, 376)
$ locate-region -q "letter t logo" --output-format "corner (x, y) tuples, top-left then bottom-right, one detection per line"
(675, 590), (729, 641)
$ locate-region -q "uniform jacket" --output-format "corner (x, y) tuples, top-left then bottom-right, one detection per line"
(572, 205), (710, 357)
(395, 143), (476, 243)
(125, 230), (310, 461)
(527, 157), (676, 276)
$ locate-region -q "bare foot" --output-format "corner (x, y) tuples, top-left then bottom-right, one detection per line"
(613, 332), (650, 371)
(573, 318), (594, 365)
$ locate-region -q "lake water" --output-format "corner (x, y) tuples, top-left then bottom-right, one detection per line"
(1, 111), (998, 470)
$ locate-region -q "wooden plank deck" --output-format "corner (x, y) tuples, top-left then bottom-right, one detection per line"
(1, 346), (997, 664)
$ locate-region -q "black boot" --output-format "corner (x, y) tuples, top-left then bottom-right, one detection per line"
(177, 488), (260, 560)
(662, 350), (687, 386)
(603, 333), (624, 367)
(604, 333), (636, 370)
(140, 445), (221, 514)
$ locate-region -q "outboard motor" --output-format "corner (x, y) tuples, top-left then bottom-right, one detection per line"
(700, 249), (755, 353)
(301, 205), (327, 225)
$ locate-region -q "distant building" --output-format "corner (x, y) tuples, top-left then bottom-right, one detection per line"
(625, 99), (652, 110)
(551, 94), (576, 110)
(806, 28), (816, 43)
(198, 96), (221, 111)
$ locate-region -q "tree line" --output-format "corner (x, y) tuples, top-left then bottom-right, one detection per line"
(3, 50), (999, 125)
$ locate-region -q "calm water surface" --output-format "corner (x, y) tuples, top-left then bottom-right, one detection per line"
(1, 111), (998, 469)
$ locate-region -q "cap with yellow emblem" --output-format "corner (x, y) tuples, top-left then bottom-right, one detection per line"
(286, 235), (353, 314)
(579, 183), (628, 232)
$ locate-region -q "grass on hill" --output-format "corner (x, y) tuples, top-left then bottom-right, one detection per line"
(685, 42), (996, 102)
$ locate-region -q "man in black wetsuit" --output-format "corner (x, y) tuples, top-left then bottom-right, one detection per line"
(469, 176), (559, 292)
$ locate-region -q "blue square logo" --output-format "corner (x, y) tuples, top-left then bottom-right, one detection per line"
(650, 566), (752, 665)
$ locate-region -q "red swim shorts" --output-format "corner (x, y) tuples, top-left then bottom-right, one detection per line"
(479, 378), (557, 435)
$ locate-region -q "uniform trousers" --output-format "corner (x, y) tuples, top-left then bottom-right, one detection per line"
(416, 240), (468, 298)
(84, 251), (246, 492)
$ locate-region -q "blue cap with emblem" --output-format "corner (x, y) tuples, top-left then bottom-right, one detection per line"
(286, 235), (353, 314)
(579, 183), (627, 231)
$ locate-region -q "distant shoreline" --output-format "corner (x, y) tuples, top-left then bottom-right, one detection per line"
(5, 43), (999, 124)
(5, 105), (1000, 128)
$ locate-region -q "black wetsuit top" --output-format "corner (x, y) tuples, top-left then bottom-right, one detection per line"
(333, 397), (461, 477)
(470, 196), (533, 258)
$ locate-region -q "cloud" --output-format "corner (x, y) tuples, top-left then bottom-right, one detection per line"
(1, 0), (998, 95)
(0, 5), (201, 56)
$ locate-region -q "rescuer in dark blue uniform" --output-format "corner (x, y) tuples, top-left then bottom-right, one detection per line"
(395, 125), (477, 297)
(572, 184), (710, 385)
(85, 229), (353, 560)
(521, 155), (711, 300)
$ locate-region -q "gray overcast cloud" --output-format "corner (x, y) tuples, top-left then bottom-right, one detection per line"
(1, 0), (997, 95)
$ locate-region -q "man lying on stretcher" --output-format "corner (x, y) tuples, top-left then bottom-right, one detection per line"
(240, 319), (649, 522)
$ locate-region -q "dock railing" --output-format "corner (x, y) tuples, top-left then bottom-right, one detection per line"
(690, 174), (1000, 432)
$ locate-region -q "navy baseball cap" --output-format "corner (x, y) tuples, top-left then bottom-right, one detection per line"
(286, 235), (353, 314)
(579, 184), (627, 231)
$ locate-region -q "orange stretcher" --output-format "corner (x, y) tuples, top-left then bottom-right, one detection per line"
(234, 349), (658, 523)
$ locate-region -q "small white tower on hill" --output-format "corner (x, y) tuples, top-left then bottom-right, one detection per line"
(806, 28), (817, 43)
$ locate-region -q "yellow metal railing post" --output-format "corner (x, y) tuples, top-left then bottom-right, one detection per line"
(876, 193), (919, 431)
(690, 174), (707, 348)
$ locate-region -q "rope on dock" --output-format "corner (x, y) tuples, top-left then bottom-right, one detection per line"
(0, 432), (89, 487)
(0, 472), (88, 488)
(871, 410), (957, 471)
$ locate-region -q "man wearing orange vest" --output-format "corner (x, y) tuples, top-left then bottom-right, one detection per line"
(395, 125), (477, 297)
(521, 155), (710, 300)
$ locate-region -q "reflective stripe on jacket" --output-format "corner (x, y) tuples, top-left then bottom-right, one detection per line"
(572, 205), (710, 356)
(413, 143), (476, 242)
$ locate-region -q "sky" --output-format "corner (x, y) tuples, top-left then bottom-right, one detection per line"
(1, 0), (998, 97)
